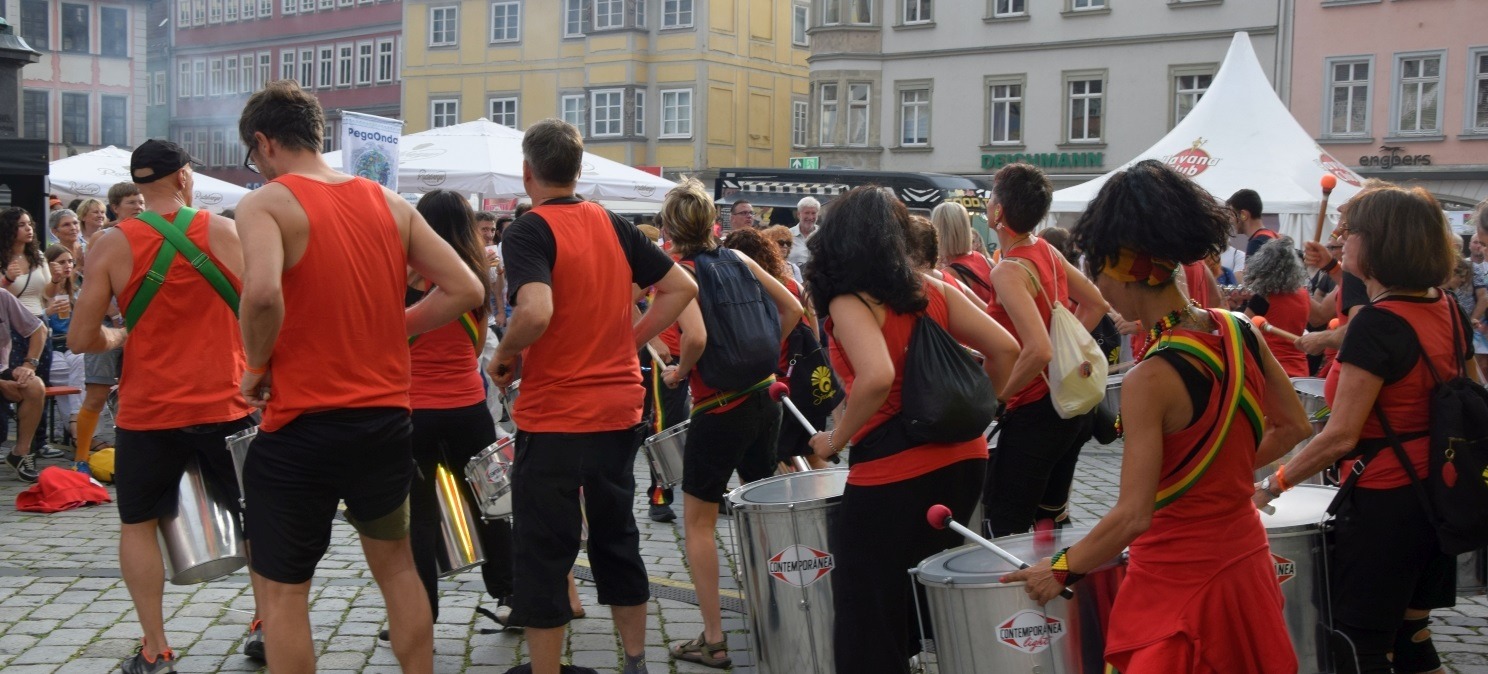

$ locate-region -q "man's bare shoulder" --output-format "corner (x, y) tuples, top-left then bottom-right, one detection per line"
(236, 182), (294, 210)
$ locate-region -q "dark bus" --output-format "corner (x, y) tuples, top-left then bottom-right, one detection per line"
(713, 168), (993, 215)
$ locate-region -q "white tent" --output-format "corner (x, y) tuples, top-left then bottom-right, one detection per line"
(1051, 33), (1367, 242)
(47, 146), (250, 213)
(324, 118), (676, 204)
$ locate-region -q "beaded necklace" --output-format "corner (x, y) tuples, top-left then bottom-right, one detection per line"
(1141, 302), (1204, 361)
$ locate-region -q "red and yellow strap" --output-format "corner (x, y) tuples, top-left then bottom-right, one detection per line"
(408, 310), (482, 351)
(690, 376), (775, 417)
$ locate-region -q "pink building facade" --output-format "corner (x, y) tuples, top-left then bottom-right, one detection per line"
(1289, 0), (1488, 214)
(170, 0), (402, 188)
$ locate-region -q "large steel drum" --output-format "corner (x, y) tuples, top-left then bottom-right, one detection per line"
(642, 420), (688, 489)
(1255, 378), (1331, 486)
(157, 456), (247, 585)
(912, 527), (1127, 674)
(729, 469), (848, 674)
(1259, 484), (1337, 674)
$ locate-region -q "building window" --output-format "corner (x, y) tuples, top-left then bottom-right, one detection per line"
(243, 0), (256, 20)
(19, 0), (47, 51)
(241, 53), (255, 92)
(193, 58), (206, 97)
(904, 0), (930, 24)
(1070, 0), (1105, 9)
(792, 100), (807, 147)
(899, 88), (929, 146)
(993, 0), (1026, 17)
(376, 39), (396, 83)
(258, 53), (271, 89)
(819, 84), (838, 146)
(1174, 73), (1211, 124)
(1324, 58), (1371, 138)
(561, 94), (586, 133)
(318, 46), (334, 89)
(490, 1), (520, 42)
(226, 0), (238, 22)
(61, 4), (88, 53)
(635, 91), (645, 135)
(282, 0), (295, 14)
(300, 48), (315, 87)
(23, 91), (48, 142)
(987, 80), (1022, 144)
(356, 42), (373, 85)
(101, 96), (126, 146)
(154, 72), (167, 104)
(594, 0), (623, 30)
(847, 83), (870, 146)
(490, 97), (518, 128)
(660, 89), (691, 138)
(208, 130), (223, 167)
(226, 55), (240, 94)
(210, 57), (223, 96)
(636, 0), (646, 27)
(209, 0), (222, 23)
(340, 0), (353, 7)
(591, 89), (623, 137)
(179, 60), (192, 99)
(319, 0), (332, 9)
(563, 0), (584, 37)
(429, 6), (458, 46)
(1394, 53), (1443, 135)
(432, 99), (459, 128)
(194, 0), (206, 25)
(1066, 76), (1103, 142)
(280, 49), (295, 82)
(1472, 49), (1488, 133)
(259, 0), (272, 17)
(792, 3), (808, 46)
(299, 0), (314, 13)
(337, 44), (354, 87)
(100, 7), (127, 57)
(662, 0), (692, 28)
(822, 0), (871, 26)
(179, 0), (193, 26)
(62, 93), (89, 145)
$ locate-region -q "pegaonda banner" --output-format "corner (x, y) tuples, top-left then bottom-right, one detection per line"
(341, 111), (405, 192)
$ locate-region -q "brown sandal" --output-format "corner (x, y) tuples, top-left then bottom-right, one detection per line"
(671, 632), (731, 668)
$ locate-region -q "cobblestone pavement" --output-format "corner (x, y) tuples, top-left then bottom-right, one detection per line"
(3, 440), (1488, 673)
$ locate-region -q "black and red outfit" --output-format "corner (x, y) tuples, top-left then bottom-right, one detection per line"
(826, 282), (988, 674)
(1325, 293), (1469, 673)
(943, 251), (995, 305)
(1245, 228), (1279, 257)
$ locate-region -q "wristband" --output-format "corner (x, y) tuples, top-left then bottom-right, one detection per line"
(245, 363), (267, 376)
(1049, 547), (1085, 586)
(1275, 465), (1292, 492)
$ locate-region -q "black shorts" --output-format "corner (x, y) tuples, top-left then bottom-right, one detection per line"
(682, 390), (780, 503)
(508, 426), (650, 629)
(243, 408), (414, 585)
(114, 416), (255, 525)
(1330, 484), (1456, 631)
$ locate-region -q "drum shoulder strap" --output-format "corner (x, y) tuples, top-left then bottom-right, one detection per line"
(125, 208), (240, 330)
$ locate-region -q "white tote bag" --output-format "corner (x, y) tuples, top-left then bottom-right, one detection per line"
(1008, 249), (1107, 419)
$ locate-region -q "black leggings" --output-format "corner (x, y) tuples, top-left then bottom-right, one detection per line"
(830, 459), (985, 674)
(409, 401), (511, 619)
(983, 394), (1092, 537)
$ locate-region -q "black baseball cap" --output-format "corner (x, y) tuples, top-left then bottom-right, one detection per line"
(131, 139), (202, 184)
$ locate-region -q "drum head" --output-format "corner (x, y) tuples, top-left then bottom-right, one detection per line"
(728, 468), (848, 512)
(1260, 484), (1337, 533)
(917, 527), (1120, 588)
(1290, 377), (1326, 400)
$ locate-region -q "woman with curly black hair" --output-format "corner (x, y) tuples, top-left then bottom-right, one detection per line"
(1004, 160), (1308, 673)
(803, 186), (1019, 674)
(1243, 237), (1311, 377)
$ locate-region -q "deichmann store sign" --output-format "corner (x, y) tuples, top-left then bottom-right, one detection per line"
(981, 151), (1104, 171)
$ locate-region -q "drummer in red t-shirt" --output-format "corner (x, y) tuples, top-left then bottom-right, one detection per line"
(1242, 237), (1312, 377)
(1254, 185), (1467, 674)
(1005, 160), (1308, 674)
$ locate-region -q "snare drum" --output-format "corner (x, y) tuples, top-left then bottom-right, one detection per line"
(913, 527), (1127, 674)
(643, 421), (688, 489)
(465, 438), (515, 521)
(1259, 484), (1338, 674)
(1290, 377), (1329, 435)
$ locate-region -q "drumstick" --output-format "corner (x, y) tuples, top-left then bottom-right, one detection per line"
(926, 504), (1075, 600)
(768, 381), (817, 473)
(1108, 360), (1137, 374)
(1313, 174), (1337, 243)
(1251, 316), (1302, 343)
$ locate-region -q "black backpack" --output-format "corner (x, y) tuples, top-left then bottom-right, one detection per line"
(687, 248), (782, 392)
(1331, 301), (1488, 555)
(900, 312), (998, 445)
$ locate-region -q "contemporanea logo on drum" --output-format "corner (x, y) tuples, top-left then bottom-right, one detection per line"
(1272, 553), (1296, 585)
(767, 545), (835, 587)
(997, 609), (1067, 654)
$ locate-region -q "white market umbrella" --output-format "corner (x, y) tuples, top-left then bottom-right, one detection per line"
(47, 146), (250, 213)
(325, 118), (676, 203)
(1051, 33), (1366, 242)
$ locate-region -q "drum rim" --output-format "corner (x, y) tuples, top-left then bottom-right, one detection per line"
(727, 468), (848, 511)
(915, 533), (1126, 585)
(644, 420), (691, 445)
(1259, 484), (1338, 533)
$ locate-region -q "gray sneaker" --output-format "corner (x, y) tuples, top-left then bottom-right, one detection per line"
(6, 452), (37, 482)
(36, 444), (65, 460)
(120, 642), (176, 674)
(243, 620), (265, 661)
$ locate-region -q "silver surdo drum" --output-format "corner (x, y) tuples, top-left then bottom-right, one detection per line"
(728, 468), (848, 674)
(1254, 378), (1331, 486)
(642, 421), (689, 490)
(913, 527), (1127, 674)
(1098, 374), (1124, 429)
(1259, 484), (1337, 674)
(466, 438), (515, 521)
(157, 456), (248, 585)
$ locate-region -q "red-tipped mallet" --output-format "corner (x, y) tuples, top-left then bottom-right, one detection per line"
(1251, 316), (1302, 343)
(926, 504), (1075, 599)
(1314, 174), (1338, 243)
(769, 382), (815, 473)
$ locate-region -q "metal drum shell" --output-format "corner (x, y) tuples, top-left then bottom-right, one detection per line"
(157, 457), (248, 585)
(913, 527), (1126, 674)
(433, 463), (485, 577)
(224, 426), (257, 509)
(1098, 374), (1125, 422)
(1259, 484), (1337, 674)
(643, 421), (689, 490)
(1290, 377), (1330, 435)
(728, 469), (849, 674)
(465, 438), (515, 521)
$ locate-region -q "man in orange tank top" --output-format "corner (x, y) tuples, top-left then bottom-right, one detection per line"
(70, 139), (260, 674)
(487, 119), (697, 674)
(232, 81), (484, 674)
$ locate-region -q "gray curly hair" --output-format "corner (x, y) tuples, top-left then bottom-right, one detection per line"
(1245, 237), (1307, 297)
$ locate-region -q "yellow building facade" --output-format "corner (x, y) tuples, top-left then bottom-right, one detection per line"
(401, 0), (810, 178)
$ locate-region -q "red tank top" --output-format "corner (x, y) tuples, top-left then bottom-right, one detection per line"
(945, 251), (994, 304)
(1259, 288), (1311, 377)
(514, 201), (643, 433)
(409, 298), (484, 410)
(986, 238), (1070, 410)
(115, 209), (254, 430)
(827, 282), (988, 486)
(260, 175), (410, 432)
(1182, 262), (1213, 308)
